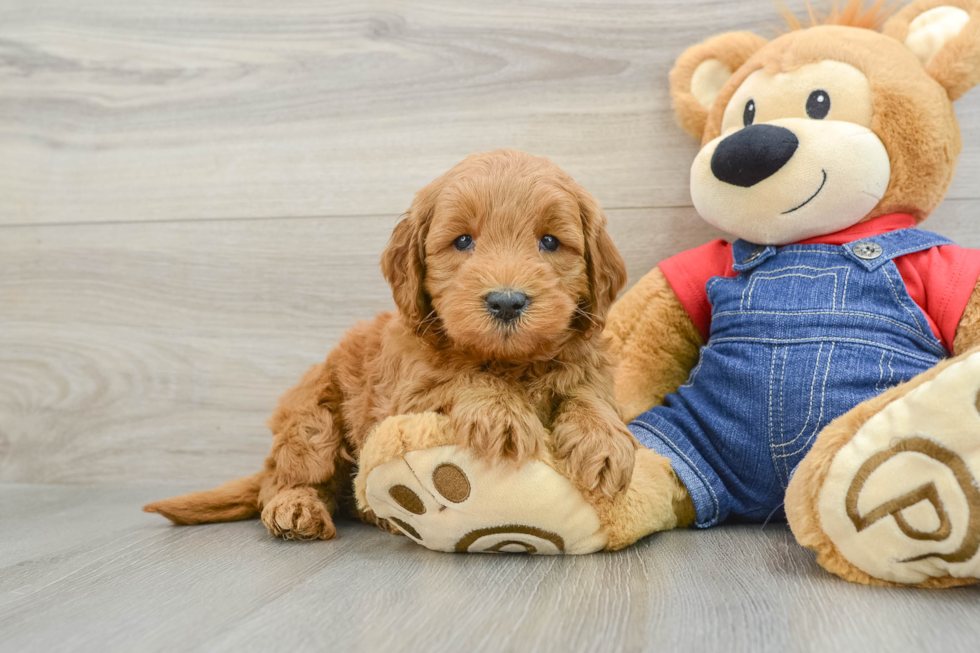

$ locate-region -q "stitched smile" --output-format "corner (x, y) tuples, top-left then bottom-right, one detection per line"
(781, 169), (827, 215)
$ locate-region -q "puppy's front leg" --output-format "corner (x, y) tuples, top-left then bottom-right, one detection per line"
(450, 380), (548, 465)
(552, 392), (637, 498)
(259, 362), (349, 541)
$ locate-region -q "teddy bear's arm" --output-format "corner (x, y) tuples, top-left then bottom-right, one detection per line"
(953, 278), (980, 354)
(605, 266), (703, 422)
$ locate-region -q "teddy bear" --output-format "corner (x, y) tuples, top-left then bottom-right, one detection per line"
(358, 0), (980, 588)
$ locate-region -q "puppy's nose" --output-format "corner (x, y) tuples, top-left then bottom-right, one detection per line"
(710, 124), (799, 188)
(484, 290), (529, 322)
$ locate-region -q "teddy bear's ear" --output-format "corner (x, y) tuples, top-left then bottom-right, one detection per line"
(884, 0), (980, 101)
(669, 31), (768, 139)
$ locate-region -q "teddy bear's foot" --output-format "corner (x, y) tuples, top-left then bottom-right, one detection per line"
(354, 413), (687, 554)
(788, 349), (980, 587)
(363, 444), (608, 554)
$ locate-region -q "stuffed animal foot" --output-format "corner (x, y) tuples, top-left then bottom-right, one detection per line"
(787, 348), (980, 587)
(354, 413), (686, 554)
(364, 444), (608, 554)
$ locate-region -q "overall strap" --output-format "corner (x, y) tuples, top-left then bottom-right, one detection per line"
(841, 228), (953, 271)
(731, 240), (776, 272)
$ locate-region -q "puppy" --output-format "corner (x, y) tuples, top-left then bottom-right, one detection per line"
(145, 149), (636, 540)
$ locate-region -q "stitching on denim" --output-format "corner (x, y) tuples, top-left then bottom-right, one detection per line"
(767, 346), (778, 483)
(881, 263), (925, 332)
(779, 348), (788, 481)
(779, 347), (789, 472)
(841, 267), (851, 310)
(745, 270), (841, 311)
(875, 350), (886, 392)
(748, 264), (846, 273)
(886, 351), (895, 388)
(713, 309), (927, 338)
(631, 421), (721, 524)
(877, 240), (951, 261)
(707, 336), (942, 364)
(766, 239), (947, 262)
(774, 343), (823, 451)
(709, 310), (946, 354)
(773, 347), (790, 481)
(777, 342), (835, 460)
(776, 249), (847, 256)
(740, 265), (849, 310)
(680, 346), (708, 389)
(706, 276), (726, 305)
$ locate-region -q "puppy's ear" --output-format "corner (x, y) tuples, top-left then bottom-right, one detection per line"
(381, 183), (438, 327)
(884, 0), (980, 101)
(577, 190), (627, 338)
(670, 31), (768, 140)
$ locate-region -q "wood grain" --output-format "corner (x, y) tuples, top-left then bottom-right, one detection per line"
(3, 0), (980, 485)
(0, 207), (727, 484)
(2, 0), (979, 226)
(3, 201), (980, 485)
(4, 2), (980, 648)
(0, 484), (977, 653)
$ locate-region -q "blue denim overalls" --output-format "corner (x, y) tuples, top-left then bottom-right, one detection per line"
(628, 228), (952, 527)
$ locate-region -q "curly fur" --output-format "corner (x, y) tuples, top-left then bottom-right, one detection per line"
(145, 149), (636, 540)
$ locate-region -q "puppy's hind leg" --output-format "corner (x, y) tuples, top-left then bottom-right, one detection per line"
(258, 363), (352, 541)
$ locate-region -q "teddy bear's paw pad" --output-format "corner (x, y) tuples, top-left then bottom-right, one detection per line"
(364, 445), (607, 554)
(818, 352), (980, 584)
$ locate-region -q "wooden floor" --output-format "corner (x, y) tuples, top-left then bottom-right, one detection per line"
(2, 1), (980, 650)
(1, 484), (977, 653)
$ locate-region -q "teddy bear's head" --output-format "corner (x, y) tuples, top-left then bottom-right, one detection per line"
(670, 0), (980, 245)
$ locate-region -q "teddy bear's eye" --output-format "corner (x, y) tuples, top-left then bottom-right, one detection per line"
(743, 99), (756, 126)
(806, 90), (831, 119)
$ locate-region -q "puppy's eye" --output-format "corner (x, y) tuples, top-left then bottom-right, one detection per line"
(806, 90), (830, 119)
(743, 99), (755, 126)
(539, 234), (560, 252)
(453, 235), (474, 251)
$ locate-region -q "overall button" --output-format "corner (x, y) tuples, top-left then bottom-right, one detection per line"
(853, 242), (883, 260)
(744, 246), (766, 264)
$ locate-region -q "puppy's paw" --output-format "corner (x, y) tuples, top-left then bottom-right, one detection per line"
(261, 487), (336, 541)
(454, 406), (547, 466)
(555, 421), (636, 498)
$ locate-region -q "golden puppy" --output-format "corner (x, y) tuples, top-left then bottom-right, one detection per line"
(145, 149), (636, 540)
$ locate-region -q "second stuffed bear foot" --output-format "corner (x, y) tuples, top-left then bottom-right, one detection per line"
(788, 349), (980, 587)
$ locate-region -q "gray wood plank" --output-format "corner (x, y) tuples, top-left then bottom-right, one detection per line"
(0, 484), (198, 598)
(0, 207), (725, 485)
(2, 0), (979, 226)
(3, 201), (980, 485)
(0, 484), (977, 653)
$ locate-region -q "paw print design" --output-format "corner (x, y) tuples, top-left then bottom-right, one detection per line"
(818, 351), (980, 584)
(364, 445), (607, 554)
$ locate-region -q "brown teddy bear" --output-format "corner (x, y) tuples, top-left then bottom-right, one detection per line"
(356, 0), (980, 588)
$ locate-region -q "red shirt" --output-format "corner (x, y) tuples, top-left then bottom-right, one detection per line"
(659, 214), (980, 353)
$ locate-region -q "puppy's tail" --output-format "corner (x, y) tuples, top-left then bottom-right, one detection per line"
(143, 472), (265, 525)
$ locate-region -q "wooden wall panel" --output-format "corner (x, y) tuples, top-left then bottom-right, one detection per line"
(2, 0), (980, 484)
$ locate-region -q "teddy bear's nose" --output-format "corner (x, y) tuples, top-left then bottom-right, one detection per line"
(711, 124), (799, 188)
